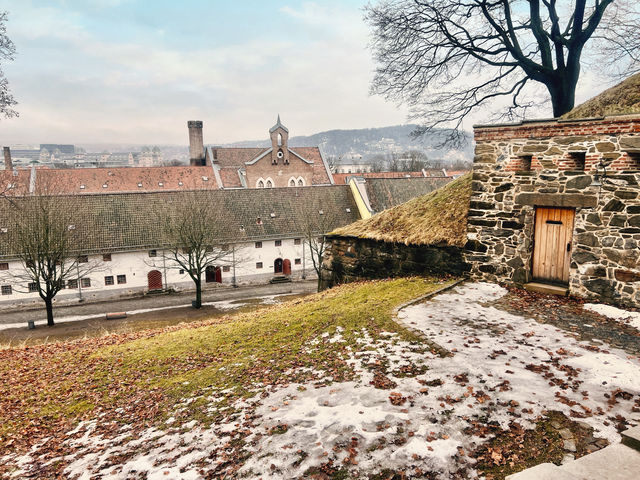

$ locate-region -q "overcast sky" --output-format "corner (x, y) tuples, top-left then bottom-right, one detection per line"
(0, 0), (607, 146)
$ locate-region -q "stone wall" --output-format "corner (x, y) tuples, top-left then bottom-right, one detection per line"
(466, 115), (640, 306)
(320, 235), (468, 289)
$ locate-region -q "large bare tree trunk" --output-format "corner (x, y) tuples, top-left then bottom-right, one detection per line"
(194, 278), (202, 309)
(45, 297), (54, 326)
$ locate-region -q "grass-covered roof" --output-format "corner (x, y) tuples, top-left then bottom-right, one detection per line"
(563, 73), (640, 120)
(330, 173), (471, 247)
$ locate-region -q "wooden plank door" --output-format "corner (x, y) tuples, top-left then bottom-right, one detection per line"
(532, 207), (575, 284)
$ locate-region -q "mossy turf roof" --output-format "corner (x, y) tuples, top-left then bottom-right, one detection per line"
(563, 73), (640, 120)
(331, 174), (471, 247)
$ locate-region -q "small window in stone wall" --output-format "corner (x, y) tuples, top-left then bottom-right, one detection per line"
(627, 152), (640, 170)
(568, 152), (586, 171)
(519, 155), (532, 172)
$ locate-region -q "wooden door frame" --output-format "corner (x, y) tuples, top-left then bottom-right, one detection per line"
(531, 206), (575, 285)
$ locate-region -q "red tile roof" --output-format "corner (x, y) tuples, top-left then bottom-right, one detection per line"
(29, 166), (217, 194)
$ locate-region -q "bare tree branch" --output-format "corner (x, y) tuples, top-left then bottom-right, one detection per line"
(365, 0), (635, 146)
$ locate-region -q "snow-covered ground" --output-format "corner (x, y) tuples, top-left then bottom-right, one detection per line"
(4, 283), (640, 479)
(585, 302), (640, 331)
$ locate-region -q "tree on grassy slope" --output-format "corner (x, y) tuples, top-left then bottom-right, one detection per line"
(2, 182), (99, 326)
(365, 0), (639, 145)
(155, 190), (236, 308)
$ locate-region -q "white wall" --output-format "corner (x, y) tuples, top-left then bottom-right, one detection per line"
(0, 236), (318, 307)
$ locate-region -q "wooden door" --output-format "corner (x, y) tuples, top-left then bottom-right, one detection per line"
(283, 259), (291, 276)
(274, 258), (283, 274)
(532, 207), (575, 284)
(147, 270), (163, 290)
(205, 265), (216, 283)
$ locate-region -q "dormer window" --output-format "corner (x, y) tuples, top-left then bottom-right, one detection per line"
(158, 182), (164, 187)
(202, 176), (208, 181)
(138, 183), (143, 187)
(102, 184), (108, 188)
(178, 181), (183, 186)
(80, 184), (85, 189)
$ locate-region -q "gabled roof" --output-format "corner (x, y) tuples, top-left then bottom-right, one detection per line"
(0, 186), (360, 256)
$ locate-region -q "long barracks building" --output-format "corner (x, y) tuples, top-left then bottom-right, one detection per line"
(0, 118), (452, 307)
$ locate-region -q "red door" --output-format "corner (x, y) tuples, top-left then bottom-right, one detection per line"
(148, 270), (163, 290)
(215, 267), (222, 283)
(283, 259), (291, 276)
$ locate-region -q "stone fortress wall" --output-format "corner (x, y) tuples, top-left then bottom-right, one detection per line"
(465, 115), (640, 306)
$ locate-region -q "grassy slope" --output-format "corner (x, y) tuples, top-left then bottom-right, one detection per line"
(563, 72), (640, 119)
(0, 277), (454, 451)
(331, 174), (472, 247)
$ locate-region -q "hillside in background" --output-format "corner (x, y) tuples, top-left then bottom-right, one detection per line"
(76, 125), (473, 166)
(227, 124), (473, 165)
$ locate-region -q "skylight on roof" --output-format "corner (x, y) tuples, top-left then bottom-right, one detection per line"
(0, 227), (7, 234)
(102, 184), (108, 188)
(202, 176), (208, 181)
(178, 181), (183, 186)
(158, 182), (164, 186)
(270, 213), (276, 218)
(137, 183), (143, 187)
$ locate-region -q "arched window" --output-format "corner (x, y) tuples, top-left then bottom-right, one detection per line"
(266, 179), (274, 188)
(297, 178), (304, 187)
(289, 177), (296, 187)
(257, 179), (264, 188)
(277, 133), (283, 146)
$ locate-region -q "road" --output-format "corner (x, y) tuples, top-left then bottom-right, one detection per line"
(0, 280), (317, 327)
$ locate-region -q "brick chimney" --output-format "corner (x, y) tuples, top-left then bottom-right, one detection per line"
(188, 121), (205, 166)
(3, 147), (12, 171)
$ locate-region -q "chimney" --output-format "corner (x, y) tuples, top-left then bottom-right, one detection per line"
(3, 147), (12, 171)
(188, 121), (205, 166)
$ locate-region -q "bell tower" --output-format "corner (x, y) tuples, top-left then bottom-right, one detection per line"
(269, 115), (289, 165)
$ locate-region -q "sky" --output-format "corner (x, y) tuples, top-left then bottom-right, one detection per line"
(0, 0), (607, 146)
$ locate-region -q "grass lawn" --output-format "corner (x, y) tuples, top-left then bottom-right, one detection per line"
(0, 276), (454, 474)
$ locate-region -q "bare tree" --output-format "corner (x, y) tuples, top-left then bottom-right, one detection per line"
(2, 182), (98, 326)
(0, 11), (17, 119)
(298, 204), (344, 291)
(365, 0), (639, 145)
(156, 191), (236, 308)
(369, 154), (386, 172)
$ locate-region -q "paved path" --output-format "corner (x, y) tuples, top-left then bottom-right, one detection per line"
(0, 280), (317, 327)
